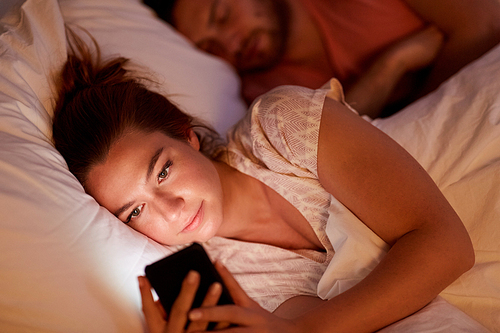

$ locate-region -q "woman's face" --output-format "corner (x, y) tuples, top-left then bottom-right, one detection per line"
(85, 129), (224, 246)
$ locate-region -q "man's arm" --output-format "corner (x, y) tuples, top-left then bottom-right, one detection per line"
(404, 0), (500, 95)
(405, 0), (500, 93)
(346, 0), (500, 118)
(345, 26), (443, 118)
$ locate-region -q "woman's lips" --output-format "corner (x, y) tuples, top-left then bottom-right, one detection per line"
(182, 202), (204, 233)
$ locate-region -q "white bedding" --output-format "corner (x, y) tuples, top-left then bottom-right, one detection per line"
(372, 44), (500, 330)
(0, 0), (498, 331)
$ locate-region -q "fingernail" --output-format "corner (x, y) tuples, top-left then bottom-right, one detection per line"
(187, 270), (198, 283)
(189, 309), (202, 320)
(210, 282), (222, 295)
(138, 276), (144, 288)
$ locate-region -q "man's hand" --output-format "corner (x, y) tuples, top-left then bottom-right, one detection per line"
(387, 26), (444, 75)
(345, 26), (443, 118)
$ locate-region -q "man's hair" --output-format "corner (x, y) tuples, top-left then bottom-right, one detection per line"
(143, 0), (179, 26)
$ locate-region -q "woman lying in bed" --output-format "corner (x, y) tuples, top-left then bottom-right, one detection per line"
(52, 33), (474, 333)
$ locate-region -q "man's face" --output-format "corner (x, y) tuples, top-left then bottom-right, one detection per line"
(172, 0), (289, 72)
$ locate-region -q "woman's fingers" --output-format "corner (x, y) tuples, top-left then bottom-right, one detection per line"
(167, 270), (200, 333)
(186, 262), (264, 328)
(138, 276), (167, 333)
(189, 302), (299, 333)
(189, 302), (271, 329)
(214, 261), (254, 307)
(186, 282), (222, 332)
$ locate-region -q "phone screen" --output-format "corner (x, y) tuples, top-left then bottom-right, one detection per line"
(144, 243), (234, 329)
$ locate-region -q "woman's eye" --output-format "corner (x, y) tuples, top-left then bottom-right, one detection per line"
(125, 205), (143, 224)
(158, 169), (168, 180)
(158, 161), (172, 182)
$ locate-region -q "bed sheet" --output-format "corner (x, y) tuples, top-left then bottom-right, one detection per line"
(0, 0), (499, 331)
(371, 43), (500, 330)
(317, 42), (500, 331)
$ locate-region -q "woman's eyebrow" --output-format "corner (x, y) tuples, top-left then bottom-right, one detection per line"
(146, 147), (164, 182)
(112, 147), (164, 218)
(114, 201), (134, 218)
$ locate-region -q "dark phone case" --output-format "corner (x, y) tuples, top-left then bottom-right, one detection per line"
(144, 243), (234, 329)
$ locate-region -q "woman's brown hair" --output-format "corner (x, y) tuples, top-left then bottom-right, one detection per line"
(52, 28), (219, 187)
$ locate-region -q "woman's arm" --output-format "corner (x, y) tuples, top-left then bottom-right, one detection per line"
(186, 97), (474, 332)
(294, 96), (474, 332)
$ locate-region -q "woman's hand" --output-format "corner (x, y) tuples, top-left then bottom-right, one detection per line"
(187, 261), (302, 333)
(138, 270), (223, 333)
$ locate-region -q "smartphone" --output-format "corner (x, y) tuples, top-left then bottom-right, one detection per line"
(144, 243), (234, 329)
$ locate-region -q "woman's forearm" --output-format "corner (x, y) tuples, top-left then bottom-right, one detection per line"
(293, 225), (474, 333)
(311, 97), (474, 332)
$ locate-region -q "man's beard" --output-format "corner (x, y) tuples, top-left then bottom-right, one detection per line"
(237, 0), (291, 73)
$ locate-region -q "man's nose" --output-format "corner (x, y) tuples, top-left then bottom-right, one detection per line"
(215, 27), (244, 64)
(221, 30), (242, 56)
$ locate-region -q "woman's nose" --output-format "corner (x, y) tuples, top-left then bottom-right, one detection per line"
(154, 192), (185, 222)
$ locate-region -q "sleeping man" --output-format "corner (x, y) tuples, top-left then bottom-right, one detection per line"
(143, 0), (500, 118)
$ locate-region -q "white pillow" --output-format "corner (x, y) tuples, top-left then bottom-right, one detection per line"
(0, 0), (207, 331)
(0, 0), (311, 331)
(58, 0), (246, 135)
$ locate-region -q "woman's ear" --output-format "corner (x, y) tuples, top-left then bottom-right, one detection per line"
(187, 129), (200, 151)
